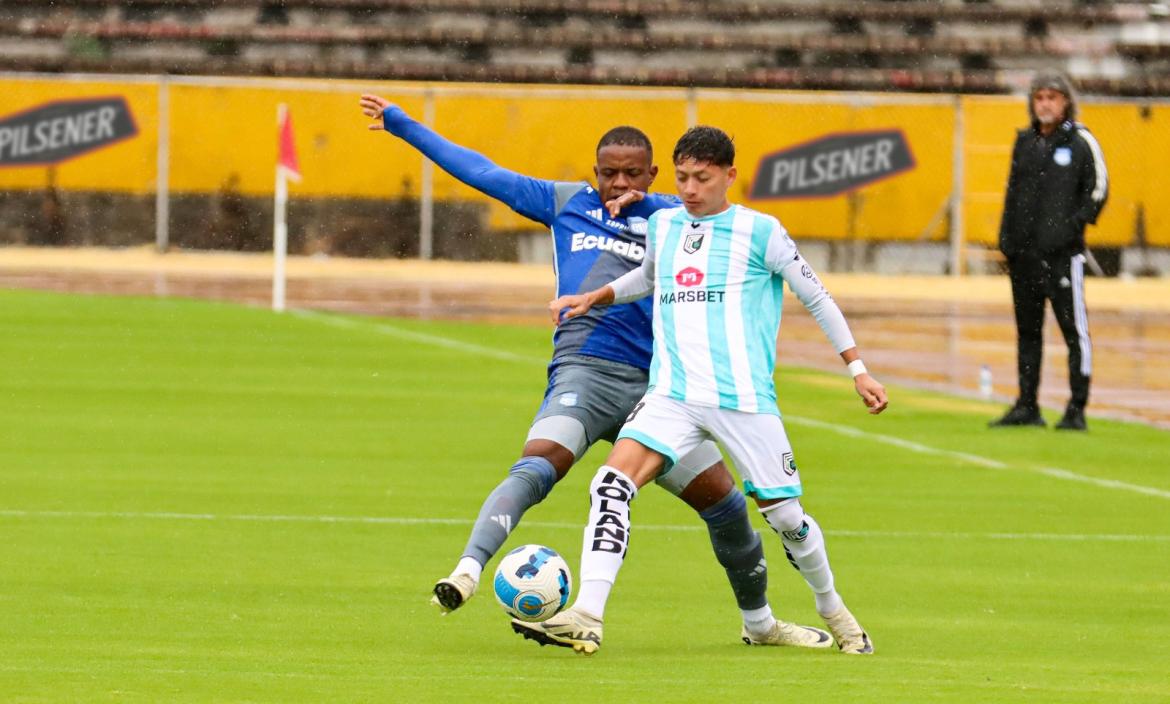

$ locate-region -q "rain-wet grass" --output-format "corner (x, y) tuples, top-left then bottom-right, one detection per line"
(1, 288), (1167, 703)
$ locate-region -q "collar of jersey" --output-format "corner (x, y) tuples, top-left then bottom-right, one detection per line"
(683, 203), (736, 222)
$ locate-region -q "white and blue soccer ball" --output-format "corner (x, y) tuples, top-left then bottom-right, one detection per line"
(493, 544), (572, 622)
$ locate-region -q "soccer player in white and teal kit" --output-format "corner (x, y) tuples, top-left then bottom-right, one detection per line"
(513, 126), (889, 656)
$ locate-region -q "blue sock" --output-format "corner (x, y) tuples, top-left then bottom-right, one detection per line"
(699, 489), (768, 611)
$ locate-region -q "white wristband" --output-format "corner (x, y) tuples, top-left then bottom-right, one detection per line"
(847, 359), (867, 378)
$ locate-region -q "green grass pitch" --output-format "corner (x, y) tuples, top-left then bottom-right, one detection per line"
(1, 288), (1167, 703)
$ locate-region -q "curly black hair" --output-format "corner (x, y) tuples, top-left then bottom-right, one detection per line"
(596, 126), (653, 161)
(672, 126), (734, 167)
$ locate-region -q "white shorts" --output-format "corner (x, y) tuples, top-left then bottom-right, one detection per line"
(529, 415), (723, 496)
(617, 392), (802, 500)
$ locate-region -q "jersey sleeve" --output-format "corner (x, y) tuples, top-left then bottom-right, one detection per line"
(553, 181), (588, 216)
(769, 220), (857, 354)
(382, 105), (557, 225)
(763, 217), (800, 272)
(610, 211), (658, 303)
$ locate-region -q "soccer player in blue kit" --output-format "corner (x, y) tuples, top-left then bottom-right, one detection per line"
(360, 94), (831, 649)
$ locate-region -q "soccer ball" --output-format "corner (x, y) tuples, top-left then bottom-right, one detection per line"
(492, 544), (572, 622)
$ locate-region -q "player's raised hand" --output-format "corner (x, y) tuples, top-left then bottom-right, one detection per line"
(549, 294), (593, 324)
(359, 94), (392, 130)
(854, 374), (888, 414)
(605, 189), (646, 217)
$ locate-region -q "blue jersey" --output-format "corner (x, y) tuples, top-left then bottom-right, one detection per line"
(383, 106), (674, 371)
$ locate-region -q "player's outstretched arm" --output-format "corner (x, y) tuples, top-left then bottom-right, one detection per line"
(772, 239), (887, 414)
(358, 93), (556, 225)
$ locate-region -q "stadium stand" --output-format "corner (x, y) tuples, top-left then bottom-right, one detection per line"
(1, 0), (1169, 95)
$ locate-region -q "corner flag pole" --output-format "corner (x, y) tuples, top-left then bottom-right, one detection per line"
(274, 103), (301, 313)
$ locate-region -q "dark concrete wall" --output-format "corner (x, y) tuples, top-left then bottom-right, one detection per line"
(0, 189), (520, 261)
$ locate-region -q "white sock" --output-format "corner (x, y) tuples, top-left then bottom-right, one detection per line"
(741, 604), (777, 636)
(574, 579), (612, 620)
(453, 556), (483, 584)
(814, 590), (845, 617)
(763, 507), (845, 616)
(575, 465), (638, 620)
(786, 515), (845, 615)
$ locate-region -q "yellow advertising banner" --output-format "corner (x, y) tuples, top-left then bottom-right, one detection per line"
(429, 87), (688, 231)
(699, 94), (954, 242)
(0, 77), (158, 194)
(1, 75), (1166, 247)
(167, 81), (428, 199)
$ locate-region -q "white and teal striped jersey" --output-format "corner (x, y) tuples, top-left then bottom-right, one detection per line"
(610, 203), (856, 415)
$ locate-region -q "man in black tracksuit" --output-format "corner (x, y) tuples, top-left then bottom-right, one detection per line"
(991, 71), (1108, 431)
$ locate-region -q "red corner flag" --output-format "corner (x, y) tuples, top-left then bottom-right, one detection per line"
(277, 105), (301, 182)
(273, 103), (299, 313)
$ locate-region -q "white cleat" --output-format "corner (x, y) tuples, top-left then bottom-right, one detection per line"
(430, 574), (476, 614)
(510, 606), (603, 655)
(742, 620), (834, 649)
(821, 606), (874, 654)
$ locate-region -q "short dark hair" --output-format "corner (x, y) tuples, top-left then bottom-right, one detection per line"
(672, 126), (734, 167)
(596, 126), (653, 161)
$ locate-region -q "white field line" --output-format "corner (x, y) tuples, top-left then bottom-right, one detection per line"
(292, 310), (547, 365)
(296, 310), (1170, 502)
(788, 416), (1170, 500)
(294, 311), (1170, 498)
(1, 509), (1167, 543)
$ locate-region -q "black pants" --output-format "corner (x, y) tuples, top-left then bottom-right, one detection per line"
(1007, 251), (1092, 410)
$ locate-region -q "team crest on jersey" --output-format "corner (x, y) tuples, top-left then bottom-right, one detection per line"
(628, 217), (648, 235)
(1053, 147), (1072, 166)
(683, 231), (705, 254)
(782, 451), (797, 476)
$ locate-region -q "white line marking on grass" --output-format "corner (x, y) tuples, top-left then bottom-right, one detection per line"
(296, 310), (1170, 501)
(292, 310), (546, 365)
(2, 509), (1168, 542)
(1032, 466), (1170, 500)
(786, 415), (1008, 469)
(787, 416), (1170, 500)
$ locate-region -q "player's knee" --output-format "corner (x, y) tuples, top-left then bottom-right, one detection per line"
(698, 488), (748, 527)
(509, 456), (557, 503)
(760, 499), (805, 534)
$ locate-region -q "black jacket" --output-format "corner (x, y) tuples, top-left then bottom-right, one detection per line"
(998, 120), (1108, 258)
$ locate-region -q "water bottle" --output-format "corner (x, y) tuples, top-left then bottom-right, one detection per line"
(979, 365), (993, 400)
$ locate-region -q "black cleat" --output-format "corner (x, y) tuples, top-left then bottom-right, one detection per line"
(1055, 406), (1087, 431)
(989, 404), (1046, 428)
